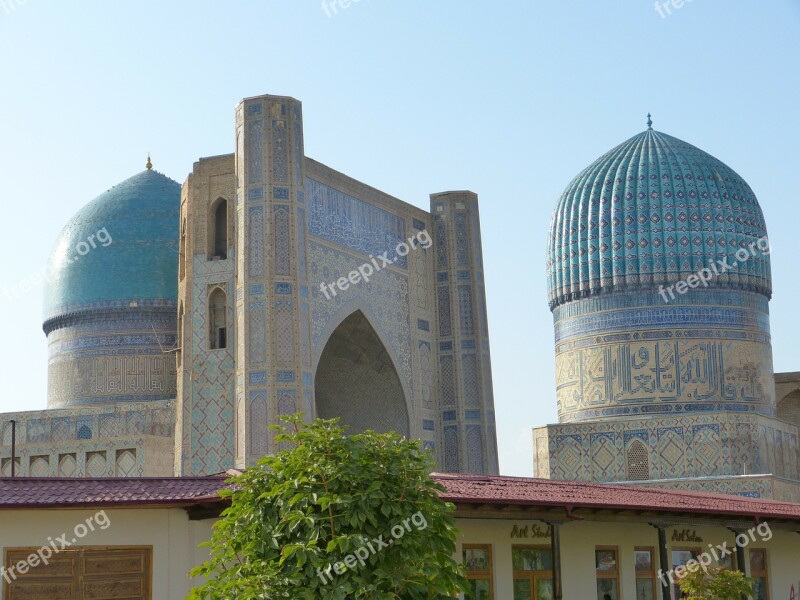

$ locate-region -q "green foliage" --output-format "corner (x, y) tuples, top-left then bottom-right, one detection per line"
(188, 415), (468, 599)
(677, 565), (755, 600)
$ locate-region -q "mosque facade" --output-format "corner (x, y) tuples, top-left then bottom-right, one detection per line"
(0, 93), (499, 478)
(533, 121), (800, 501)
(1, 96), (797, 504)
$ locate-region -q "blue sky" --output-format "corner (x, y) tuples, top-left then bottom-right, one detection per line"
(1, 1), (798, 476)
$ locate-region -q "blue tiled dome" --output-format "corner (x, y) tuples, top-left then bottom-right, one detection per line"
(547, 128), (771, 309)
(43, 169), (181, 325)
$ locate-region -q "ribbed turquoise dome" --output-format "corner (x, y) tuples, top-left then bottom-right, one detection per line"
(43, 169), (181, 325)
(547, 128), (771, 309)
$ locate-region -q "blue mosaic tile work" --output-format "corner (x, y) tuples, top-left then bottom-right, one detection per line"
(272, 115), (289, 182)
(429, 192), (496, 475)
(250, 372), (267, 385)
(43, 170), (180, 322)
(556, 337), (774, 423)
(292, 103), (304, 190)
(455, 213), (470, 267)
(466, 425), (483, 473)
(554, 299), (770, 343)
(276, 370), (295, 383)
(247, 120), (264, 184)
(553, 288), (769, 320)
(308, 241), (412, 390)
(444, 426), (459, 472)
(547, 128), (771, 309)
(182, 258), (236, 476)
(435, 216), (447, 269)
(307, 178), (408, 267)
(553, 286), (776, 423)
(535, 413), (799, 487)
(248, 207), (265, 277)
(45, 309), (177, 408)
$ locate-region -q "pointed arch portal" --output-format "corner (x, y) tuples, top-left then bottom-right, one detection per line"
(778, 390), (800, 429)
(315, 311), (410, 437)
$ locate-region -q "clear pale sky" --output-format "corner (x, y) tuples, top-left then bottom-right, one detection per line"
(1, 1), (798, 476)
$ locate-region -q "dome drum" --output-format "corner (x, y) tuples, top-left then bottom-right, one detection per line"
(548, 127), (775, 423)
(43, 168), (181, 407)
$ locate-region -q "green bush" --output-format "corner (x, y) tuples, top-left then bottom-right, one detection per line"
(677, 565), (755, 600)
(189, 415), (468, 599)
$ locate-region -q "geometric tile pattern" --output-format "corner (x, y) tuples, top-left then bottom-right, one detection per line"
(307, 178), (408, 268)
(466, 425), (483, 474)
(233, 96), (314, 467)
(431, 192), (497, 475)
(444, 426), (459, 473)
(0, 398), (172, 476)
(183, 264), (236, 475)
(547, 128), (771, 309)
(534, 413), (799, 491)
(45, 309), (178, 407)
(309, 240), (411, 387)
(169, 151), (238, 477)
(5, 93), (498, 480)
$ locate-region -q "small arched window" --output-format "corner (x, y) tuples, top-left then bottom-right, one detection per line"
(209, 198), (228, 260)
(209, 287), (228, 350)
(627, 440), (649, 481)
(77, 425), (93, 440)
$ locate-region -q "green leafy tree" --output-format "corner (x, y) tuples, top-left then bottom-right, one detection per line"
(677, 565), (755, 600)
(189, 415), (468, 599)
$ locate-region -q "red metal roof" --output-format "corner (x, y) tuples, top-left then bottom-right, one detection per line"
(432, 473), (800, 520)
(0, 476), (227, 509)
(0, 474), (798, 522)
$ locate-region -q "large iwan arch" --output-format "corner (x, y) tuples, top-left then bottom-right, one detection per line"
(314, 310), (410, 437)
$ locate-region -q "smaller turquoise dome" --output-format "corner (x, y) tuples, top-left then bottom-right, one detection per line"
(43, 169), (181, 327)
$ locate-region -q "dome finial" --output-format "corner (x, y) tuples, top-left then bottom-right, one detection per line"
(647, 113), (653, 130)
(146, 153), (153, 170)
